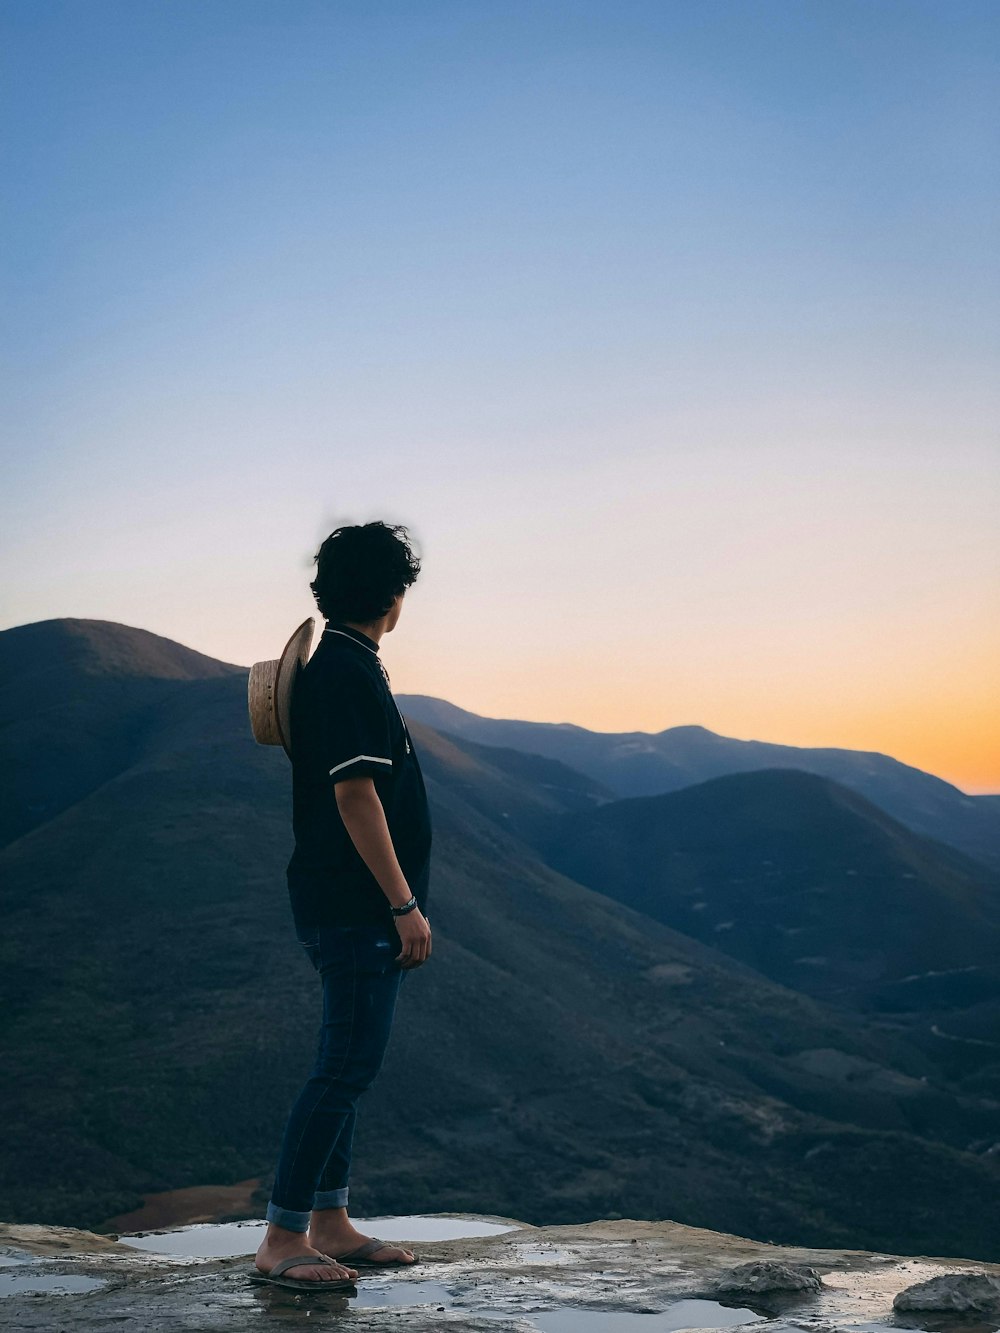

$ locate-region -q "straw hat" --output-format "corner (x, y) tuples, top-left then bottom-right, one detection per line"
(248, 618), (315, 757)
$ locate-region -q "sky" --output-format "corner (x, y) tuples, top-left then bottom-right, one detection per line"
(1, 0), (998, 793)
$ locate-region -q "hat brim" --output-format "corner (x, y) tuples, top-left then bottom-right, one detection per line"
(273, 618), (315, 757)
(248, 618), (315, 758)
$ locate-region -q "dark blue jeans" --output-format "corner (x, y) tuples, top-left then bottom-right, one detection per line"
(265, 922), (408, 1232)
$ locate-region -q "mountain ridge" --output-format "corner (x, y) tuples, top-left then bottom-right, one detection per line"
(3, 618), (999, 1258)
(0, 617), (245, 686)
(396, 693), (1000, 870)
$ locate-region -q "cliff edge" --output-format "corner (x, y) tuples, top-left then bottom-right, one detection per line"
(2, 1213), (1000, 1331)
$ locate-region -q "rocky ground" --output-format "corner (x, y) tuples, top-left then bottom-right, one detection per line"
(2, 1213), (999, 1331)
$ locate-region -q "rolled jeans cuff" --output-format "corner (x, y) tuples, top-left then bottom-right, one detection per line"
(265, 1200), (311, 1232)
(313, 1186), (350, 1209)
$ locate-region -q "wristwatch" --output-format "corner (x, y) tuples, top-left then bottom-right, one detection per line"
(391, 895), (418, 917)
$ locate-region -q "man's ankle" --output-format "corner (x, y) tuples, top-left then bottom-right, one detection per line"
(265, 1221), (311, 1242)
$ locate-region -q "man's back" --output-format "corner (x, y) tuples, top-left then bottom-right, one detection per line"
(286, 622), (431, 931)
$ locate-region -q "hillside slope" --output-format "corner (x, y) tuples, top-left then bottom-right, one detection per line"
(2, 620), (998, 1260)
(527, 767), (1000, 1017)
(0, 618), (243, 848)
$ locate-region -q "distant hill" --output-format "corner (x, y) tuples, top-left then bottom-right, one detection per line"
(2, 619), (999, 1262)
(411, 726), (617, 846)
(526, 767), (1000, 1021)
(397, 695), (1000, 872)
(0, 618), (243, 849)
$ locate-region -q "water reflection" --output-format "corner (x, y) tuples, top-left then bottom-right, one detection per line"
(352, 1279), (455, 1308)
(0, 1271), (107, 1297)
(118, 1213), (519, 1258)
(531, 1301), (765, 1331)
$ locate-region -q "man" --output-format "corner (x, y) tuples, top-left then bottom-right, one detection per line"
(255, 521), (433, 1287)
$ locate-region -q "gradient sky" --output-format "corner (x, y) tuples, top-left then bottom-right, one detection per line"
(2, 0), (998, 792)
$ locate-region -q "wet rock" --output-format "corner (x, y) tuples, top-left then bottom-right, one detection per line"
(1, 1213), (999, 1332)
(714, 1259), (825, 1294)
(893, 1271), (1000, 1314)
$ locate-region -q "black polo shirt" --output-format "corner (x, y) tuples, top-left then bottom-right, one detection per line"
(285, 620), (432, 931)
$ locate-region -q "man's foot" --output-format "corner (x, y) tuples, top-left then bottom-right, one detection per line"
(255, 1226), (359, 1282)
(308, 1214), (415, 1266)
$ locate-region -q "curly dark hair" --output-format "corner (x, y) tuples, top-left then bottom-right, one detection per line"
(309, 521), (422, 624)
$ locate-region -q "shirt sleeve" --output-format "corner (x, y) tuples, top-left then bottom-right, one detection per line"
(320, 663), (394, 785)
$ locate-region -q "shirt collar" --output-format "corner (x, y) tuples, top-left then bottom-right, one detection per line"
(323, 621), (381, 655)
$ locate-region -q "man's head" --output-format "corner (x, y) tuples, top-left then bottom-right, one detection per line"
(310, 521), (422, 628)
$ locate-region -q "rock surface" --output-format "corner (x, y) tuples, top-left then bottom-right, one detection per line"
(892, 1272), (1000, 1314)
(2, 1213), (1000, 1331)
(714, 1260), (825, 1294)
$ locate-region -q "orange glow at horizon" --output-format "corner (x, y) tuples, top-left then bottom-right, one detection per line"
(401, 682), (999, 795)
(389, 608), (1000, 797)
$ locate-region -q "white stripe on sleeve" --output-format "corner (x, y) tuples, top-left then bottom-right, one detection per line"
(329, 754), (393, 776)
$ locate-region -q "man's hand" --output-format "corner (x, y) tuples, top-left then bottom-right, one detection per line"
(395, 907), (432, 968)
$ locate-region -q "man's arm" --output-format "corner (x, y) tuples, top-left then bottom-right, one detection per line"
(335, 776), (432, 967)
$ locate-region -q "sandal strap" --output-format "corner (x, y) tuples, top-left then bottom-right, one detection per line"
(267, 1253), (341, 1279)
(336, 1236), (391, 1261)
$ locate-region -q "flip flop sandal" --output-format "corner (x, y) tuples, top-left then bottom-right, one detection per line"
(330, 1236), (419, 1267)
(248, 1252), (358, 1292)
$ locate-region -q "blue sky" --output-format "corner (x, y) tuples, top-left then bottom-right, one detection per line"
(2, 1), (998, 788)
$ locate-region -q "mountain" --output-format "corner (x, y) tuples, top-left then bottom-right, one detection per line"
(396, 695), (1000, 871)
(411, 726), (617, 846)
(526, 767), (1000, 1030)
(0, 618), (243, 850)
(2, 619), (999, 1262)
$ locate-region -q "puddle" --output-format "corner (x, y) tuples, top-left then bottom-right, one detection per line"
(239, 1268), (1000, 1333)
(334, 1282), (766, 1329)
(530, 1302), (765, 1331)
(118, 1213), (519, 1258)
(833, 1325), (997, 1333)
(354, 1215), (519, 1242)
(0, 1270), (108, 1296)
(352, 1279), (456, 1309)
